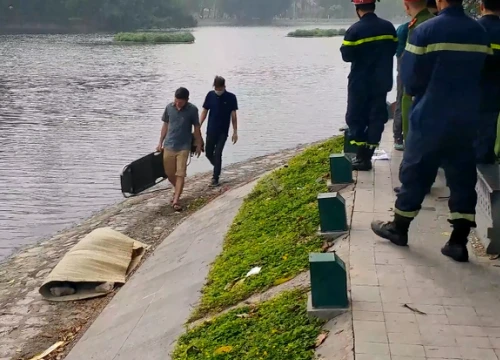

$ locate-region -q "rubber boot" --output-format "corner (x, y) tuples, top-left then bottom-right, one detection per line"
(441, 219), (472, 262)
(352, 146), (373, 171)
(371, 213), (412, 246)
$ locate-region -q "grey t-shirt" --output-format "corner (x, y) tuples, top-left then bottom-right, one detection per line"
(162, 102), (200, 151)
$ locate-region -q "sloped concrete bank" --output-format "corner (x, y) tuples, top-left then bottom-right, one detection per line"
(0, 143), (316, 360)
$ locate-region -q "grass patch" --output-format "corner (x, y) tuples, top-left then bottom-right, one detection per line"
(192, 136), (344, 319)
(287, 28), (346, 38)
(114, 32), (195, 43)
(173, 289), (325, 360)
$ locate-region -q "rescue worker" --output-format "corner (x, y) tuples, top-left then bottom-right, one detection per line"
(400, 0), (435, 142)
(340, 0), (397, 171)
(394, 0), (435, 195)
(475, 0), (500, 164)
(371, 0), (491, 263)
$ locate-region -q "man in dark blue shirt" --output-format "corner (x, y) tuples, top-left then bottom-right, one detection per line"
(200, 76), (239, 186)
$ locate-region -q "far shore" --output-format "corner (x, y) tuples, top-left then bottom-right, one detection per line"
(0, 17), (406, 35)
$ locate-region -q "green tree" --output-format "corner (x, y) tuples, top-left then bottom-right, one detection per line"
(219, 0), (292, 20)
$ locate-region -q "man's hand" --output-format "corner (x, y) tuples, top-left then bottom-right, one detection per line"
(156, 143), (163, 152)
(232, 132), (238, 144)
(195, 143), (202, 157)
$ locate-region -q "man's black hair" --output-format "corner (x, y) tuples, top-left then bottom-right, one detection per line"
(356, 3), (376, 12)
(427, 0), (437, 8)
(483, 0), (500, 11)
(447, 0), (463, 5)
(175, 87), (189, 100)
(213, 76), (226, 88)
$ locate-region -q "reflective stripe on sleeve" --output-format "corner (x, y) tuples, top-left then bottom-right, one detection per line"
(405, 42), (493, 55)
(342, 35), (398, 46)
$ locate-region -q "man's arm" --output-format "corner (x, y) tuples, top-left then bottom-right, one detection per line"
(340, 27), (358, 63)
(389, 25), (398, 57)
(157, 107), (169, 151)
(231, 110), (238, 144)
(231, 95), (238, 144)
(200, 108), (209, 127)
(200, 93), (210, 127)
(192, 108), (203, 156)
(401, 28), (432, 96)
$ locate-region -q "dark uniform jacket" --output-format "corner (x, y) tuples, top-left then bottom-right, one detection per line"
(478, 14), (500, 112)
(401, 5), (491, 138)
(340, 12), (397, 95)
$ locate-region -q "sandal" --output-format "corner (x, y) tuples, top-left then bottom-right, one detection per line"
(172, 203), (183, 212)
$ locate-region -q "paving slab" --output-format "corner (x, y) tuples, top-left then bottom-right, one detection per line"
(351, 127), (500, 360)
(65, 180), (257, 360)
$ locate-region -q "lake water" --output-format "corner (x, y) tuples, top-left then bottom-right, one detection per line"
(0, 26), (396, 260)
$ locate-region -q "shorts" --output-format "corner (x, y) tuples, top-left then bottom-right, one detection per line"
(163, 149), (190, 178)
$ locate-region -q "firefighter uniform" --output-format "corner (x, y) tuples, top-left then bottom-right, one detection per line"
(340, 0), (397, 171)
(371, 5), (491, 263)
(475, 14), (500, 164)
(401, 8), (435, 141)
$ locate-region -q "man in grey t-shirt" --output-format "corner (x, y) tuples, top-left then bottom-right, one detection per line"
(156, 87), (203, 211)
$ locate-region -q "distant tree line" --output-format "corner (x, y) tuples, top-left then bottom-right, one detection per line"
(0, 0), (482, 32)
(0, 0), (198, 31)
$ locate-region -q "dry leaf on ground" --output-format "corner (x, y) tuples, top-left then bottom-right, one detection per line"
(315, 332), (329, 348)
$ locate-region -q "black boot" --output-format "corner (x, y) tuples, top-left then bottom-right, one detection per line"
(371, 214), (412, 246)
(441, 219), (473, 262)
(352, 146), (373, 171)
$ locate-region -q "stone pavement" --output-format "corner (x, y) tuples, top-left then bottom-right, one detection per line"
(349, 127), (500, 360)
(65, 180), (257, 360)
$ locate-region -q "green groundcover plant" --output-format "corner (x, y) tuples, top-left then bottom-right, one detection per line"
(192, 136), (344, 320)
(173, 289), (325, 360)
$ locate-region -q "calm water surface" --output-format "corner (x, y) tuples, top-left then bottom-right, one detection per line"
(0, 26), (394, 260)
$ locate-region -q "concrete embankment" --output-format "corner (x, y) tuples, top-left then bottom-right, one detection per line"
(0, 144), (314, 360)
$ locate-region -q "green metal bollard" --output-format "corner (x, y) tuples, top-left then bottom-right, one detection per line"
(309, 252), (348, 309)
(329, 154), (353, 184)
(317, 192), (348, 233)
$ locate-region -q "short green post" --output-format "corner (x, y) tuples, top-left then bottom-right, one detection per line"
(329, 154), (353, 184)
(309, 252), (348, 308)
(317, 192), (348, 233)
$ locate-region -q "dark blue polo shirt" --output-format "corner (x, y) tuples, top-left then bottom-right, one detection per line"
(202, 90), (238, 137)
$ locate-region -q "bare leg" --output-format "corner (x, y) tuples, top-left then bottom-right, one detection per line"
(167, 177), (176, 188)
(173, 176), (185, 205)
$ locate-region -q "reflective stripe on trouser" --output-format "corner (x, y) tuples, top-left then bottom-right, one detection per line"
(475, 111), (499, 164)
(349, 140), (379, 149)
(346, 91), (388, 149)
(395, 130), (477, 223)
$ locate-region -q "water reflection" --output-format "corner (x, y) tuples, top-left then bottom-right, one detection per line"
(0, 26), (377, 260)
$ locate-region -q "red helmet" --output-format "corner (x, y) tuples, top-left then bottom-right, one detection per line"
(352, 0), (378, 4)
